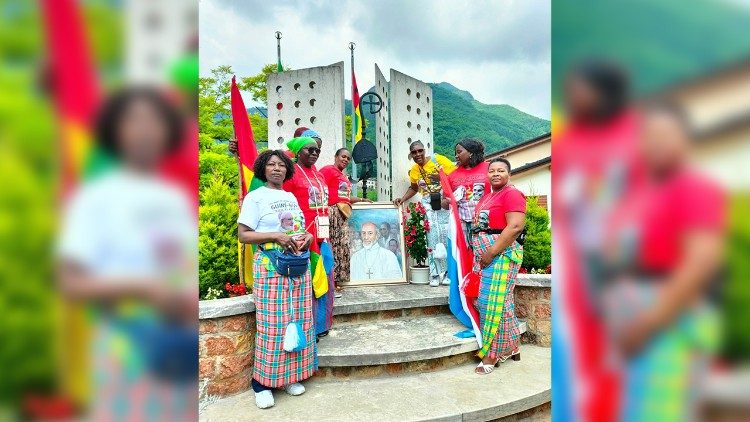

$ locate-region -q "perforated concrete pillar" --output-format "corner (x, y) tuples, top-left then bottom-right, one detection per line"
(386, 69), (434, 203)
(266, 62), (345, 168)
(375, 64), (393, 201)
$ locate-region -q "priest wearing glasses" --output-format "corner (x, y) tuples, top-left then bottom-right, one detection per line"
(350, 222), (402, 280)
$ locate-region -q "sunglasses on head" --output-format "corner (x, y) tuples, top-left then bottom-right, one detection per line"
(304, 146), (321, 154)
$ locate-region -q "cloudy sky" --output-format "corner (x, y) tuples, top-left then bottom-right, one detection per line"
(200, 0), (550, 119)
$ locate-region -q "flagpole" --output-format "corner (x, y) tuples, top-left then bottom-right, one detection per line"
(276, 31), (282, 71)
(349, 42), (359, 195)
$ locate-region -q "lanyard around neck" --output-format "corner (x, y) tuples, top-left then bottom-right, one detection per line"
(296, 164), (326, 217)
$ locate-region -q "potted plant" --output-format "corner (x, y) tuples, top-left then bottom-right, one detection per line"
(403, 202), (431, 284)
(224, 282), (247, 298)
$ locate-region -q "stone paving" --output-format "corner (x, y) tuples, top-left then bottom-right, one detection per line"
(200, 345), (551, 422)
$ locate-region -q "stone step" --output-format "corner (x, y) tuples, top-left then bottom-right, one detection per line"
(317, 314), (527, 377)
(199, 345), (551, 422)
(333, 284), (450, 324)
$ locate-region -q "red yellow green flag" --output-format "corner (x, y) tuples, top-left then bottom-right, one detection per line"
(231, 76), (263, 287)
(352, 68), (363, 143)
(41, 0), (101, 407)
(42, 0), (101, 197)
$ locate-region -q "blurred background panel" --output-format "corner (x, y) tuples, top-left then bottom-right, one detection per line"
(553, 0), (750, 420)
(0, 0), (197, 419)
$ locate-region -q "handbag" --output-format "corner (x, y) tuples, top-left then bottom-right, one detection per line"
(259, 245), (310, 277)
(336, 202), (352, 219)
(113, 316), (198, 383)
(463, 271), (481, 299)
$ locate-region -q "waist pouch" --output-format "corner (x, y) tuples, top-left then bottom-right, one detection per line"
(112, 317), (198, 384)
(472, 227), (527, 246)
(260, 245), (310, 277)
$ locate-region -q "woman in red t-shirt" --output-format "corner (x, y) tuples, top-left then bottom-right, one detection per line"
(319, 148), (372, 293)
(602, 103), (726, 421)
(444, 138), (489, 247)
(471, 157), (526, 375)
(283, 136), (334, 339)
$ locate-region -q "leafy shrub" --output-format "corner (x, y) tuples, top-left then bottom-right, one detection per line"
(198, 177), (240, 298)
(522, 197), (551, 271)
(722, 194), (750, 362)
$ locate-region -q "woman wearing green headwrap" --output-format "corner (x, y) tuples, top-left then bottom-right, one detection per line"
(283, 137), (335, 339)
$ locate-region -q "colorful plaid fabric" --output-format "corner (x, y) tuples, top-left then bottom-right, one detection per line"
(90, 322), (197, 421)
(252, 249), (317, 388)
(472, 233), (523, 359)
(604, 281), (720, 421)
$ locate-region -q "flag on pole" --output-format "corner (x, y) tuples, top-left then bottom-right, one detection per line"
(41, 0), (102, 407)
(231, 76), (263, 287)
(42, 0), (101, 198)
(277, 57), (283, 73)
(439, 169), (483, 347)
(352, 68), (363, 143)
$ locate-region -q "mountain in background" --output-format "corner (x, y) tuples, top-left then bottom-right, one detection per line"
(249, 81), (549, 156)
(552, 0), (750, 101)
(344, 82), (550, 157)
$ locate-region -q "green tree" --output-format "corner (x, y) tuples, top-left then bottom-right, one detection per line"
(522, 197), (551, 271)
(239, 63), (288, 105)
(198, 177), (240, 297)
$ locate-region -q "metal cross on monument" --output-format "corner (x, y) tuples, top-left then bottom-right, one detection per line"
(360, 92), (383, 115)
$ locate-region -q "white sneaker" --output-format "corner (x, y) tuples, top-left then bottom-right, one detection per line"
(429, 277), (440, 287)
(441, 277), (451, 286)
(284, 382), (306, 396)
(255, 390), (275, 409)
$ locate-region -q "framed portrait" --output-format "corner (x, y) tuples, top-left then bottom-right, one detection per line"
(346, 202), (407, 286)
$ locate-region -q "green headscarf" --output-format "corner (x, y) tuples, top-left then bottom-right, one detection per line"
(169, 52), (198, 94)
(286, 136), (317, 157)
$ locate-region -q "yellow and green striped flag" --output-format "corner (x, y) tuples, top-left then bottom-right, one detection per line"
(352, 68), (363, 142)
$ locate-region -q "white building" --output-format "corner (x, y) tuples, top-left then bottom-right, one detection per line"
(485, 133), (552, 216)
(126, 0), (197, 84)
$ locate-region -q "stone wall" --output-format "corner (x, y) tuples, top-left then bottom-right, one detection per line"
(199, 297), (256, 398)
(266, 62), (346, 168)
(198, 275), (551, 399)
(515, 274), (552, 347)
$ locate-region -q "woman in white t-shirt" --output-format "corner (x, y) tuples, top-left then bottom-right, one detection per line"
(237, 150), (315, 409)
(57, 89), (197, 420)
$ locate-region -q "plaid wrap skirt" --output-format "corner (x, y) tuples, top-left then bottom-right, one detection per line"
(252, 248), (317, 388)
(472, 233), (523, 360)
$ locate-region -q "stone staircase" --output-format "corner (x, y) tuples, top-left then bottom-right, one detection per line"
(200, 284), (550, 421)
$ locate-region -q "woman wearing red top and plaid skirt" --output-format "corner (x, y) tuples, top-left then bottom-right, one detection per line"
(319, 148), (371, 294)
(471, 157), (527, 375)
(283, 136), (335, 339)
(238, 150), (316, 409)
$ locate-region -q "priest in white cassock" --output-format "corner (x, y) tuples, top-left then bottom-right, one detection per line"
(350, 222), (402, 280)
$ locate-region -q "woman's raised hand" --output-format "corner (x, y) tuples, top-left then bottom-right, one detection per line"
(275, 233), (298, 253)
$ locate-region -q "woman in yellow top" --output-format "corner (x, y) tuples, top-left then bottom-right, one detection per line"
(394, 141), (457, 286)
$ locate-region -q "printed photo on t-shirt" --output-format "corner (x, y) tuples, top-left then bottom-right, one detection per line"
(277, 211), (304, 234)
(476, 210), (490, 229)
(471, 183), (485, 201)
(279, 211), (294, 232)
(307, 184), (329, 209)
(338, 181), (350, 199)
